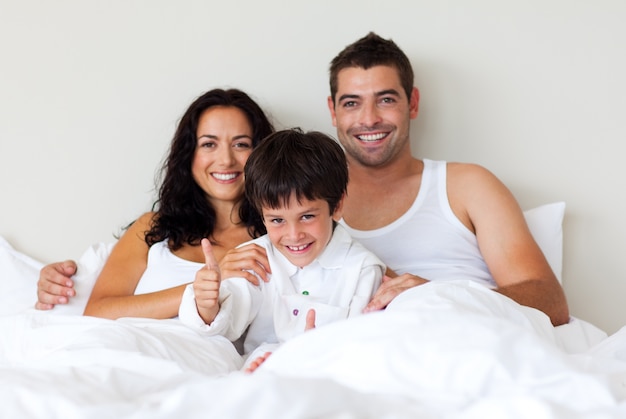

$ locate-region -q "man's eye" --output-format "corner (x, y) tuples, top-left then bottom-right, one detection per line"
(342, 101), (357, 108)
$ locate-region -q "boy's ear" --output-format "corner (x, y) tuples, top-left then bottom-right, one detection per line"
(332, 194), (345, 221)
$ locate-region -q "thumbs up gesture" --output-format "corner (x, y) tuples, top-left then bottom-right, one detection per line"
(193, 238), (222, 324)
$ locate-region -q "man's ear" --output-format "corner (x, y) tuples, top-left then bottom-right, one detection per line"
(332, 194), (345, 221)
(327, 96), (338, 127)
(409, 87), (420, 119)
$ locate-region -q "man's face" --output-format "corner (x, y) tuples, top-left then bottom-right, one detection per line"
(328, 65), (419, 168)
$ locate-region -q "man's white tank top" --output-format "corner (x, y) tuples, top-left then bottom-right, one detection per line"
(339, 159), (496, 288)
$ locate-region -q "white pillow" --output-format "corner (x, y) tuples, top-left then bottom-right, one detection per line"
(0, 236), (44, 315)
(0, 238), (113, 316)
(50, 241), (115, 315)
(523, 202), (565, 283)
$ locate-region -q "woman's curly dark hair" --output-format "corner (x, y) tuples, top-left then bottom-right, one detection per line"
(144, 88), (274, 250)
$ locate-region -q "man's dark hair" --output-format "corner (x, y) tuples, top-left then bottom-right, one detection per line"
(329, 32), (414, 103)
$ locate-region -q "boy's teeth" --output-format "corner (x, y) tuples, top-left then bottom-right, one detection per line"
(288, 244), (308, 251)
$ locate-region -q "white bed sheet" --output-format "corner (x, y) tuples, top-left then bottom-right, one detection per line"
(3, 228), (626, 418)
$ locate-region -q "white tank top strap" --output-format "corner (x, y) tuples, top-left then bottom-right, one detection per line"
(133, 240), (203, 295)
(340, 159), (496, 288)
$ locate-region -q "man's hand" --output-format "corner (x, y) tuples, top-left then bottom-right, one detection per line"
(193, 239), (222, 324)
(35, 261), (78, 310)
(219, 243), (271, 285)
(363, 273), (429, 312)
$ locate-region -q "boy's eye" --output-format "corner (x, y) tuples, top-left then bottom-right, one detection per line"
(301, 214), (315, 221)
(269, 218), (284, 224)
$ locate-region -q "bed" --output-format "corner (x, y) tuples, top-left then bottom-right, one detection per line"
(2, 202), (626, 418)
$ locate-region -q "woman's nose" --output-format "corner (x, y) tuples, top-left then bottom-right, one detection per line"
(216, 146), (235, 166)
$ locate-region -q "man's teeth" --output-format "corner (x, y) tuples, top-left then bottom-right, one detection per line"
(213, 173), (237, 181)
(288, 244), (309, 251)
(358, 133), (386, 142)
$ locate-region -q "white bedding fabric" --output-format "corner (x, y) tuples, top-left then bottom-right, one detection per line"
(3, 204), (626, 418)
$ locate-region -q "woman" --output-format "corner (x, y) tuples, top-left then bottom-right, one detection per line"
(36, 88), (274, 319)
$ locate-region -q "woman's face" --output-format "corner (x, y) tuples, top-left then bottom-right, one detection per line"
(192, 106), (254, 206)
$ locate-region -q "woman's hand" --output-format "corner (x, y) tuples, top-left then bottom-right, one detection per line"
(219, 243), (271, 285)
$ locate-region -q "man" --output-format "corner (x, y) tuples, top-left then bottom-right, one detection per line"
(35, 32), (569, 326)
(328, 32), (569, 326)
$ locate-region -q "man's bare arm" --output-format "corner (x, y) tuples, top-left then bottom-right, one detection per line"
(447, 163), (569, 326)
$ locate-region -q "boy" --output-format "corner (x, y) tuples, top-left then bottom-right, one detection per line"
(178, 128), (385, 369)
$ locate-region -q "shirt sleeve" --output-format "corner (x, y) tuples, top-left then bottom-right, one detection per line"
(347, 262), (384, 317)
(178, 278), (263, 342)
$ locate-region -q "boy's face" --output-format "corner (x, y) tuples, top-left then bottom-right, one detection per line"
(262, 194), (344, 268)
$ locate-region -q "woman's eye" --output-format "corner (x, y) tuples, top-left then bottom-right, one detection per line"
(234, 141), (252, 149)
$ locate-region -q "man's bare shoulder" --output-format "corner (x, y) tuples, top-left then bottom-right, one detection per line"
(447, 161), (493, 176)
(446, 162), (516, 227)
(446, 162), (503, 192)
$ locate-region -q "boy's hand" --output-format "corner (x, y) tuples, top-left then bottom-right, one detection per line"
(193, 238), (221, 324)
(304, 308), (316, 331)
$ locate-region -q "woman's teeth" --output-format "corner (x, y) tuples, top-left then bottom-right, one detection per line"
(213, 173), (238, 181)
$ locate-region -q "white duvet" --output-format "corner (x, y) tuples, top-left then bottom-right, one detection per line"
(3, 236), (626, 418)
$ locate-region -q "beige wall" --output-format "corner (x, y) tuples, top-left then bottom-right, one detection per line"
(1, 0), (625, 333)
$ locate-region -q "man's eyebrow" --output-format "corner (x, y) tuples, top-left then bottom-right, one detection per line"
(337, 93), (360, 103)
(376, 89), (401, 97)
(337, 89), (401, 103)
